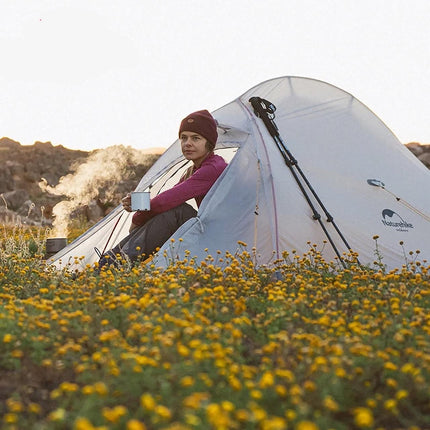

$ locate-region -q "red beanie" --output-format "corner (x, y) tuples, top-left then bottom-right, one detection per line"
(178, 110), (218, 146)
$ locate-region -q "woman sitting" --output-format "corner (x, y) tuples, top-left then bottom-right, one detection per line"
(98, 109), (227, 268)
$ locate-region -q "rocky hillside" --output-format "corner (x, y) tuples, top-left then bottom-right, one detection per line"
(405, 142), (430, 168)
(0, 137), (160, 227)
(0, 137), (428, 229)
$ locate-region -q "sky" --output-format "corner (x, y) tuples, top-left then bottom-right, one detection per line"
(1, 0), (429, 152)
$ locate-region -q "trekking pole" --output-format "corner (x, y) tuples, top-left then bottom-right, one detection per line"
(249, 96), (359, 267)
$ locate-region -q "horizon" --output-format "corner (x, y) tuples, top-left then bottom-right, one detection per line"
(0, 135), (428, 154)
(0, 136), (168, 154)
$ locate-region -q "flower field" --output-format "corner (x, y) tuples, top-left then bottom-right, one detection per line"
(1, 225), (429, 429)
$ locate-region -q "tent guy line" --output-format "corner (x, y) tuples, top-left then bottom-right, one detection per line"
(367, 179), (430, 223)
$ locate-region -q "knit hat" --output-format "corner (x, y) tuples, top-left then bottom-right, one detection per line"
(179, 110), (218, 147)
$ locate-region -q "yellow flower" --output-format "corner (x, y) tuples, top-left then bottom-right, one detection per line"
(384, 361), (397, 370)
(102, 405), (127, 423)
(275, 384), (287, 397)
(396, 390), (408, 400)
(235, 409), (250, 422)
(262, 416), (287, 430)
(295, 420), (320, 430)
(384, 399), (397, 411)
(92, 352), (103, 362)
(7, 398), (23, 412)
(28, 402), (42, 414)
(206, 403), (221, 417)
(401, 363), (418, 375)
(276, 369), (294, 382)
(221, 401), (235, 412)
(184, 414), (201, 426)
(60, 382), (79, 392)
(290, 384), (302, 396)
(335, 367), (347, 378)
(177, 344), (190, 357)
(251, 406), (267, 421)
(74, 417), (96, 430)
(3, 334), (13, 343)
(11, 348), (23, 358)
(42, 358), (53, 367)
(94, 382), (109, 396)
(386, 378), (397, 388)
(183, 392), (210, 409)
(50, 388), (62, 399)
(259, 371), (275, 388)
(353, 407), (374, 428)
(366, 399), (377, 409)
(323, 395), (339, 412)
(155, 404), (172, 420)
(180, 376), (195, 387)
(82, 385), (94, 395)
(109, 366), (120, 376)
(229, 375), (242, 391)
(140, 393), (156, 411)
(314, 356), (327, 366)
(3, 413), (18, 424)
(251, 389), (263, 399)
(303, 380), (316, 392)
(285, 409), (297, 421)
(49, 408), (66, 421)
(206, 403), (232, 428)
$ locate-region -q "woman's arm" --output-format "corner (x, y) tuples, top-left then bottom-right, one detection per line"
(132, 157), (226, 227)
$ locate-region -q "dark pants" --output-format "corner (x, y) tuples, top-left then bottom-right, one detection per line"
(98, 203), (197, 269)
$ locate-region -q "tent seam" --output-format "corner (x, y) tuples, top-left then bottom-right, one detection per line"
(238, 100), (280, 259)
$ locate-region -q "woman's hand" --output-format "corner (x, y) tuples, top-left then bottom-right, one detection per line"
(123, 193), (142, 232)
(122, 193), (132, 212)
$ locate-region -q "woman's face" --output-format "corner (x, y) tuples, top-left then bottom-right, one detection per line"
(180, 131), (210, 167)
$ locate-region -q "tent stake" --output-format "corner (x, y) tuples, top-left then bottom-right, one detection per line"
(249, 96), (359, 267)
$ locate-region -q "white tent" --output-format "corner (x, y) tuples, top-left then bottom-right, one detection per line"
(48, 76), (430, 272)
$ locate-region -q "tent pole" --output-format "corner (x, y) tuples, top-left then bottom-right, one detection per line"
(249, 96), (359, 267)
(101, 211), (124, 256)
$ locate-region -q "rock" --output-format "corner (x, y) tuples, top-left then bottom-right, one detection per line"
(418, 151), (430, 168)
(0, 137), (20, 149)
(0, 206), (18, 224)
(17, 200), (38, 218)
(405, 142), (430, 169)
(85, 199), (105, 222)
(0, 205), (39, 226)
(1, 190), (30, 211)
(34, 141), (53, 150)
(0, 167), (14, 193)
(405, 142), (425, 156)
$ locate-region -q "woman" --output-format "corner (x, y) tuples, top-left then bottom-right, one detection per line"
(98, 109), (227, 268)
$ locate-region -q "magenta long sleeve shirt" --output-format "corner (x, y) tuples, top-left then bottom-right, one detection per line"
(132, 153), (227, 226)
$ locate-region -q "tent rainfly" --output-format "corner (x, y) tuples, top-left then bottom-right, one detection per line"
(48, 76), (430, 272)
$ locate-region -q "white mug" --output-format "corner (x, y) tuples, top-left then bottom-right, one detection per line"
(131, 191), (151, 211)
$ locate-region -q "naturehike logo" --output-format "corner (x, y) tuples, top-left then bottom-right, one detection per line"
(381, 209), (413, 232)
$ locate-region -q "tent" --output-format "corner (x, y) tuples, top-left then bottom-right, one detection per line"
(48, 76), (430, 272)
